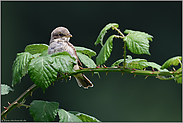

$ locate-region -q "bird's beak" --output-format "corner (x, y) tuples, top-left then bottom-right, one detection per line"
(67, 34), (72, 37)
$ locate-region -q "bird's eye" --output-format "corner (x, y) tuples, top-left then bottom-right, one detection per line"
(59, 33), (64, 36)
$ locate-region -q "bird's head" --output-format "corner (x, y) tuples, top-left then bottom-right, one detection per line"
(50, 27), (72, 44)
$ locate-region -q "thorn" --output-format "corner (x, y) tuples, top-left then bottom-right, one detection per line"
(17, 105), (20, 108)
(151, 72), (154, 74)
(106, 71), (108, 75)
(30, 92), (33, 96)
(152, 68), (155, 72)
(131, 71), (135, 73)
(156, 75), (160, 79)
(121, 72), (124, 76)
(104, 65), (107, 68)
(132, 68), (136, 71)
(28, 88), (32, 91)
(80, 67), (83, 70)
(8, 102), (11, 105)
(21, 99), (26, 104)
(134, 74), (136, 77)
(173, 67), (176, 71)
(144, 68), (146, 71)
(68, 76), (71, 80)
(3, 106), (7, 110)
(96, 66), (100, 68)
(145, 75), (149, 79)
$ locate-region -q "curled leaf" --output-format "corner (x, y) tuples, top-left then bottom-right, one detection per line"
(95, 23), (119, 46)
(96, 35), (116, 65)
(161, 56), (182, 69)
(111, 59), (124, 67)
(139, 62), (168, 72)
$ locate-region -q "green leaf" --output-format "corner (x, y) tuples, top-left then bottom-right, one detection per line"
(58, 109), (82, 122)
(29, 100), (59, 122)
(139, 62), (160, 70)
(161, 56), (182, 69)
(173, 67), (182, 84)
(174, 75), (182, 84)
(75, 46), (96, 58)
(124, 29), (153, 55)
(125, 55), (147, 70)
(96, 35), (116, 65)
(77, 52), (96, 68)
(69, 111), (100, 122)
(139, 62), (168, 72)
(51, 51), (77, 73)
(25, 44), (49, 55)
(1, 84), (14, 95)
(95, 23), (119, 46)
(12, 52), (33, 86)
(111, 55), (147, 69)
(28, 56), (57, 92)
(40, 50), (49, 56)
(111, 59), (124, 67)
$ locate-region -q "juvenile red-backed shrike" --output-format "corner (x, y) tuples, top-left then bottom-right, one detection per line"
(48, 27), (93, 89)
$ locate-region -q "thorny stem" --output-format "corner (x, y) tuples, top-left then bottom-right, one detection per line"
(1, 67), (181, 119)
(1, 84), (38, 119)
(111, 26), (127, 69)
(123, 42), (127, 69)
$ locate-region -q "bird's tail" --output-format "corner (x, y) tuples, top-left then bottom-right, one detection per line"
(74, 73), (93, 89)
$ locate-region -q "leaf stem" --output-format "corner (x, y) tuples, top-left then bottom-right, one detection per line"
(112, 26), (125, 38)
(123, 41), (127, 69)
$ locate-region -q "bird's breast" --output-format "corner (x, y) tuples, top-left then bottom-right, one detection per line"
(48, 41), (77, 60)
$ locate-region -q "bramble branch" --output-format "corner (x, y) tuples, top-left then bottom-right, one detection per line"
(1, 67), (181, 119)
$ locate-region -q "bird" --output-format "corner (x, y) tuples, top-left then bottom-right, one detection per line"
(48, 27), (93, 89)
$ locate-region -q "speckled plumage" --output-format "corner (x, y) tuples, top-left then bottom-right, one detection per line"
(48, 27), (93, 89)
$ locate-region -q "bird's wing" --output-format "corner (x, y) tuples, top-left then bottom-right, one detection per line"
(67, 42), (83, 67)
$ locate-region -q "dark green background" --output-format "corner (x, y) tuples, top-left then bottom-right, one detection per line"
(1, 1), (182, 122)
